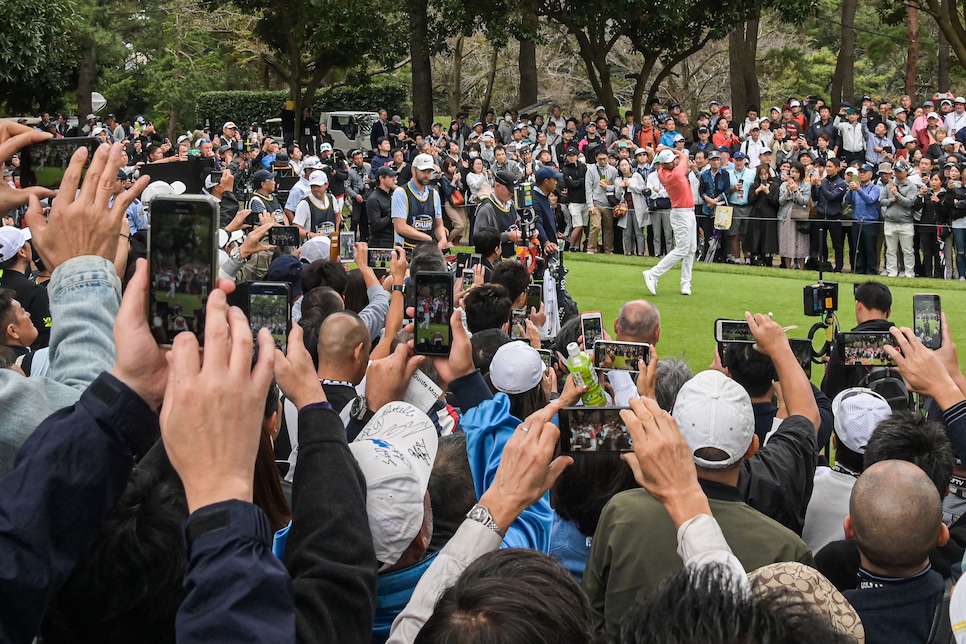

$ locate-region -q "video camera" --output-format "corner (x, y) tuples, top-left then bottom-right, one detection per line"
(514, 182), (533, 210)
(803, 281), (838, 317)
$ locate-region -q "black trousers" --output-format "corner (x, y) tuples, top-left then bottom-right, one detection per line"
(850, 222), (879, 274)
(810, 220), (845, 270)
(918, 225), (942, 278)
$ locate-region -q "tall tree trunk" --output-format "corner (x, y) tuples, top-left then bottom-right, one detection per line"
(450, 36), (464, 117)
(927, 0), (966, 70)
(830, 0), (857, 110)
(938, 0), (952, 92)
(480, 45), (499, 118)
(905, 5), (920, 97)
(729, 16), (761, 112)
(630, 55), (659, 122)
(76, 44), (97, 119)
(409, 0), (434, 132)
(517, 41), (538, 108)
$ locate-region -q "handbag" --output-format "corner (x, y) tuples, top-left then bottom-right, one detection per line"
(713, 205), (733, 230)
(613, 201), (627, 218)
(796, 220), (811, 235)
(788, 203), (810, 220)
(450, 188), (465, 207)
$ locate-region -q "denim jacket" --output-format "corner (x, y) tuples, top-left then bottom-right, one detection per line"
(0, 256), (120, 475)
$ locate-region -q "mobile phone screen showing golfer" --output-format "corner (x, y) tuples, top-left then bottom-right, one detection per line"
(461, 268), (474, 291)
(511, 309), (528, 339)
(714, 319), (755, 343)
(249, 282), (292, 352)
(339, 231), (355, 262)
(20, 137), (95, 189)
(581, 311), (603, 347)
(149, 194), (219, 347)
(838, 332), (898, 367)
(558, 406), (633, 453)
(413, 272), (453, 356)
(593, 340), (650, 371)
(913, 294), (942, 349)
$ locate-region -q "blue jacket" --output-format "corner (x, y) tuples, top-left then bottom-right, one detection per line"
(371, 554), (438, 643)
(699, 168), (731, 215)
(531, 186), (556, 245)
(0, 256), (121, 477)
(0, 373), (158, 643)
(812, 173), (848, 218)
(449, 369), (554, 552)
(845, 181), (881, 222)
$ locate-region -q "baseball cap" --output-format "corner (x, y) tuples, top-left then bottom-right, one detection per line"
(266, 254), (303, 297)
(481, 132), (495, 140)
(957, 97), (966, 104)
(299, 235), (331, 264)
(203, 172), (220, 190)
(301, 156), (321, 170)
(252, 169), (275, 185)
(565, 147), (579, 156)
(878, 162), (893, 174)
(374, 165), (398, 178)
(308, 170), (329, 187)
(673, 133), (685, 142)
(859, 163), (876, 173)
(217, 144), (231, 155)
(844, 167), (859, 177)
(493, 170), (517, 188)
(140, 180), (187, 204)
(86, 113), (96, 120)
(943, 137), (957, 146)
(0, 226), (30, 263)
(893, 107), (906, 115)
(759, 148), (773, 157)
(535, 165), (563, 182)
(489, 342), (545, 394)
(942, 98), (953, 106)
(350, 401), (438, 569)
(923, 100), (935, 107)
(412, 154), (435, 171)
(733, 151), (748, 160)
(672, 370), (755, 469)
(708, 150), (721, 160)
(831, 388), (891, 454)
(697, 126), (710, 134)
(894, 159), (910, 172)
(789, 99), (801, 107)
(901, 135), (916, 144)
(927, 112), (940, 120)
(319, 143), (333, 153)
(223, 121), (237, 130)
(709, 100), (721, 106)
(656, 149), (676, 164)
(595, 105), (606, 112)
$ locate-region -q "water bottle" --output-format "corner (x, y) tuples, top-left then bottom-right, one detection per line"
(566, 342), (607, 407)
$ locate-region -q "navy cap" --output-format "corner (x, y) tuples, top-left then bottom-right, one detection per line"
(859, 163), (876, 173)
(252, 169), (275, 185)
(535, 166), (563, 182)
(266, 255), (303, 297)
(733, 151), (748, 160)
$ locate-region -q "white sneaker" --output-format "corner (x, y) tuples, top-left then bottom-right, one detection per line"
(960, 277), (965, 281)
(681, 285), (692, 296)
(642, 270), (657, 295)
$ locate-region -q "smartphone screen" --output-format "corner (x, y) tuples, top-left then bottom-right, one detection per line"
(149, 195), (219, 346)
(339, 231), (355, 262)
(537, 348), (554, 370)
(19, 137), (95, 189)
(789, 338), (813, 378)
(838, 332), (898, 367)
(593, 340), (650, 372)
(715, 318), (754, 343)
(913, 294), (942, 349)
(527, 283), (542, 311)
(267, 225), (301, 247)
(413, 272), (453, 355)
(469, 253), (483, 269)
(511, 309), (528, 339)
(558, 406), (633, 453)
(249, 282), (291, 352)
(455, 252), (471, 274)
(368, 247), (394, 270)
(461, 269), (474, 291)
(581, 312), (603, 347)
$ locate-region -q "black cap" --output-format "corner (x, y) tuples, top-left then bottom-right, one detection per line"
(374, 165), (398, 178)
(493, 170), (517, 188)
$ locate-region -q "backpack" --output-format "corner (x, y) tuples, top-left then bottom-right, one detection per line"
(856, 366), (912, 411)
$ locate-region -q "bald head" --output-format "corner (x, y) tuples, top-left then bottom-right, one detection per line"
(318, 311), (371, 367)
(616, 300), (660, 344)
(849, 460), (943, 575)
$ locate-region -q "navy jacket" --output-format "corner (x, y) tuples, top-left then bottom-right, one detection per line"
(0, 373), (158, 643)
(532, 187), (556, 246)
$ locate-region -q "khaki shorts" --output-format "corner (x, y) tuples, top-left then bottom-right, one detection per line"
(568, 202), (590, 227)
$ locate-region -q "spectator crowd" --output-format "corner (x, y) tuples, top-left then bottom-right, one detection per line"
(2, 90), (966, 644)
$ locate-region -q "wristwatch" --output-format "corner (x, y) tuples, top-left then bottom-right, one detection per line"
(466, 504), (505, 538)
(392, 284), (405, 293)
(350, 395), (369, 421)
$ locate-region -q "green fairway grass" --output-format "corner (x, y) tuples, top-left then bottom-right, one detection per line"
(559, 253), (966, 380)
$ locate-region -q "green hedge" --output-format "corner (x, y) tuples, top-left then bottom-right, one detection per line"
(194, 83), (409, 130)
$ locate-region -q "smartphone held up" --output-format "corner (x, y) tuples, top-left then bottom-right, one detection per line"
(413, 272), (453, 356)
(148, 195), (219, 347)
